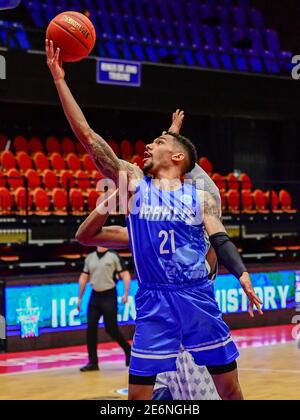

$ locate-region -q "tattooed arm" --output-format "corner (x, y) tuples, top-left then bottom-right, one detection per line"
(202, 191), (263, 317)
(46, 40), (124, 183)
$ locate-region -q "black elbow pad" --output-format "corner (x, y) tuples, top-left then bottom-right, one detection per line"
(209, 232), (247, 280)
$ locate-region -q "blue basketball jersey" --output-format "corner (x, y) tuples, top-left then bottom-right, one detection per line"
(126, 176), (210, 288)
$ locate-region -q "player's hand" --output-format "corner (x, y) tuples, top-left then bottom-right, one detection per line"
(77, 298), (82, 312)
(46, 39), (65, 82)
(239, 272), (263, 318)
(168, 109), (185, 134)
(122, 294), (128, 304)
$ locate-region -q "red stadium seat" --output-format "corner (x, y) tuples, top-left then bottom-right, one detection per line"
(227, 189), (240, 213)
(14, 187), (33, 214)
(33, 188), (50, 215)
(60, 170), (76, 189)
(61, 137), (75, 155)
(43, 170), (58, 191)
(107, 139), (120, 156)
(93, 171), (104, 190)
(0, 134), (7, 151)
(279, 190), (297, 213)
(241, 190), (256, 214)
(17, 151), (33, 173)
(199, 157), (213, 175)
(265, 190), (281, 213)
(0, 150), (16, 172)
(66, 153), (82, 172)
(131, 154), (143, 169)
(212, 173), (226, 191)
(26, 169), (41, 190)
(76, 141), (86, 156)
(82, 154), (96, 173)
(69, 188), (84, 214)
(88, 190), (101, 211)
(240, 173), (252, 191)
(75, 170), (91, 190)
(253, 189), (269, 213)
(227, 173), (239, 190)
(33, 152), (49, 172)
(29, 136), (43, 154)
(0, 187), (13, 214)
(50, 153), (66, 172)
(14, 135), (29, 153)
(52, 188), (67, 215)
(46, 136), (60, 154)
(135, 139), (146, 156)
(121, 139), (133, 161)
(7, 168), (24, 190)
(0, 170), (6, 187)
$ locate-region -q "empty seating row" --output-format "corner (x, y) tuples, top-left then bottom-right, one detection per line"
(0, 135), (146, 161)
(0, 168), (104, 191)
(222, 189), (296, 214)
(0, 186), (107, 216)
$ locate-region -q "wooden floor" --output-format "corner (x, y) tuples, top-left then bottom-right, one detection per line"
(0, 326), (299, 400)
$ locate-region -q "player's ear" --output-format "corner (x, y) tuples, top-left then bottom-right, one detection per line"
(171, 152), (185, 163)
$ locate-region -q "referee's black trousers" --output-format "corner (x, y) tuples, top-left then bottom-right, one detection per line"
(87, 288), (131, 365)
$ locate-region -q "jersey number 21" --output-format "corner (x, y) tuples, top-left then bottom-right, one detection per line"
(159, 230), (176, 255)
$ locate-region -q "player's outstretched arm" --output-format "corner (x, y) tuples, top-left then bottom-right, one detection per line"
(46, 40), (121, 182)
(202, 191), (263, 318)
(75, 190), (129, 249)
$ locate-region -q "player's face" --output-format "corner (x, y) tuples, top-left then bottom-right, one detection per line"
(143, 134), (177, 175)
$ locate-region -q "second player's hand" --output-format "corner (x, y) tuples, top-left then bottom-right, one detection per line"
(240, 272), (263, 318)
(168, 109), (185, 135)
(46, 39), (65, 82)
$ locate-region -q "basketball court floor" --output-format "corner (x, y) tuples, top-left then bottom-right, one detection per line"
(0, 325), (298, 400)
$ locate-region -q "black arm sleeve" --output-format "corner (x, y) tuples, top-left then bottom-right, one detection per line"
(209, 232), (247, 280)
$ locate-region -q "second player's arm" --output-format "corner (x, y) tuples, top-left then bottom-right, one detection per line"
(75, 190), (130, 249)
(202, 191), (263, 317)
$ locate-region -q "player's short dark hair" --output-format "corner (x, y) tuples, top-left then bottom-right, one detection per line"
(166, 131), (198, 174)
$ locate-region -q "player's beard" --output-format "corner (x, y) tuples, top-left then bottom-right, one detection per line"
(143, 160), (154, 175)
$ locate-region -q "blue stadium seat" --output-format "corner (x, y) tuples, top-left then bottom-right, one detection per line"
(232, 7), (248, 28)
(195, 49), (208, 68)
(202, 25), (217, 49)
(131, 43), (146, 61)
(249, 8), (264, 29)
(184, 49), (197, 66)
(218, 47), (234, 71)
(144, 44), (159, 62)
(247, 49), (264, 73)
(217, 26), (231, 50)
(231, 47), (249, 71)
(264, 29), (281, 54)
(263, 50), (280, 74)
(248, 28), (264, 53)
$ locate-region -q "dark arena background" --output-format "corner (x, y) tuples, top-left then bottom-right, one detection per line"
(0, 0), (300, 401)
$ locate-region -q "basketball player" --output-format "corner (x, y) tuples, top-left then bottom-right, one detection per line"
(46, 43), (263, 400)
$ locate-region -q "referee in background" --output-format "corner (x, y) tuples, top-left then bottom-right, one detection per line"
(78, 247), (132, 372)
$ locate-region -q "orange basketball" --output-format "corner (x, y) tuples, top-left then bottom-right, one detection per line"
(46, 11), (96, 62)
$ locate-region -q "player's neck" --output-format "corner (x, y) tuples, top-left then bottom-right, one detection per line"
(153, 167), (183, 190)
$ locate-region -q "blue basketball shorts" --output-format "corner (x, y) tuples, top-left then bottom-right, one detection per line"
(129, 281), (239, 377)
